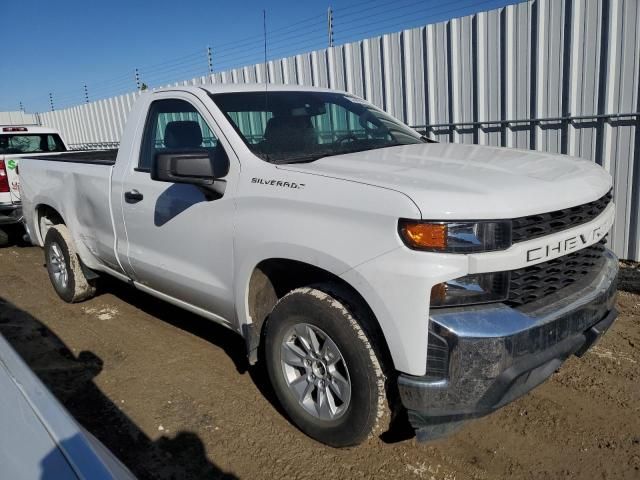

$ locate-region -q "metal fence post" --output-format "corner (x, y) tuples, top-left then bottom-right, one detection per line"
(135, 68), (141, 90)
(207, 46), (214, 74)
(327, 7), (334, 47)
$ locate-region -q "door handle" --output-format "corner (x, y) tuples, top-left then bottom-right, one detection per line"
(124, 189), (144, 203)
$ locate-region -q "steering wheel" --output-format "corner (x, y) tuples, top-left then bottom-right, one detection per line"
(335, 133), (359, 146)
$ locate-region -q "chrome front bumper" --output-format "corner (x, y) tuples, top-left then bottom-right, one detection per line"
(398, 249), (619, 441)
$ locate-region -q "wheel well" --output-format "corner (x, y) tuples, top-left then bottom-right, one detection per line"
(36, 205), (65, 242)
(245, 258), (393, 371)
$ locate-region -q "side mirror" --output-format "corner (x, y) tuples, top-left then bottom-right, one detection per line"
(151, 150), (229, 186)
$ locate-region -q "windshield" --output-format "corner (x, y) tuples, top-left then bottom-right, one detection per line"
(0, 133), (66, 155)
(210, 91), (425, 163)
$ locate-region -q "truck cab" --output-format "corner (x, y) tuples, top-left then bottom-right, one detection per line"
(0, 125), (67, 245)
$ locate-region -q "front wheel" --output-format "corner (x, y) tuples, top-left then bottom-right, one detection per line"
(264, 285), (387, 447)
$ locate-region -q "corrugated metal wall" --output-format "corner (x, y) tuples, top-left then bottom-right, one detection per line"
(0, 111), (39, 126)
(38, 0), (640, 260)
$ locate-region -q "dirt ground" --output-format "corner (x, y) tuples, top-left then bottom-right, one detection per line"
(0, 245), (638, 480)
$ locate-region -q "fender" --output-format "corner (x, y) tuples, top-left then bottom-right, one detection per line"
(234, 243), (355, 334)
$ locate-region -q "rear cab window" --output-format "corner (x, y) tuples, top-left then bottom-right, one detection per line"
(0, 134), (66, 154)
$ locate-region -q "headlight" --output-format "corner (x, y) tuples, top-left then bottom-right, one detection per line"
(398, 220), (512, 253)
(430, 272), (510, 307)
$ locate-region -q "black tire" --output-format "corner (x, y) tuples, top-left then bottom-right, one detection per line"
(0, 228), (8, 247)
(44, 225), (96, 303)
(6, 224), (28, 246)
(264, 284), (387, 447)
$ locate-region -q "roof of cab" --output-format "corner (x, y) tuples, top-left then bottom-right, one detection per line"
(153, 83), (343, 95)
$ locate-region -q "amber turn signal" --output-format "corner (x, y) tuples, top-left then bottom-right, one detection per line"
(430, 282), (448, 304)
(399, 222), (447, 250)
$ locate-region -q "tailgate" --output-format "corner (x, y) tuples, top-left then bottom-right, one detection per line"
(0, 155), (20, 203)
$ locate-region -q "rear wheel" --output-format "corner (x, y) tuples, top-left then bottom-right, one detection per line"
(44, 225), (96, 303)
(264, 284), (387, 447)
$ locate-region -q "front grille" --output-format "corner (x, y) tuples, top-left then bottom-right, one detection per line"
(506, 240), (607, 307)
(512, 190), (612, 243)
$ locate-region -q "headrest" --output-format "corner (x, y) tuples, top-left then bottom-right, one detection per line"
(264, 116), (312, 140)
(164, 121), (203, 149)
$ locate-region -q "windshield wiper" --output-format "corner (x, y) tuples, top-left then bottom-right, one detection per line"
(274, 142), (422, 165)
(273, 152), (338, 164)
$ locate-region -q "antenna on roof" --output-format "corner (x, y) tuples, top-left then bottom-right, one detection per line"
(263, 9), (270, 162)
(263, 9), (269, 84)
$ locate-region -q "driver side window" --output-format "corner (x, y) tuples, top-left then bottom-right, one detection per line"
(139, 99), (218, 171)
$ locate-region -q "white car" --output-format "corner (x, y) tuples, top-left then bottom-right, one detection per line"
(18, 84), (618, 446)
(0, 125), (67, 245)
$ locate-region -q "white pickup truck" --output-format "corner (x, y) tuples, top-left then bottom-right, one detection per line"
(0, 125), (67, 245)
(19, 84), (618, 447)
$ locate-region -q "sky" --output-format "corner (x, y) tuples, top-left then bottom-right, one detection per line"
(0, 0), (519, 113)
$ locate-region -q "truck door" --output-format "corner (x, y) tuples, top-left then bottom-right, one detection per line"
(119, 95), (237, 326)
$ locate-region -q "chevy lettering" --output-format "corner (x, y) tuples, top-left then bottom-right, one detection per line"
(526, 223), (609, 262)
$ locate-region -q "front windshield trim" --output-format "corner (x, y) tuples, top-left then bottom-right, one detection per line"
(209, 91), (425, 164)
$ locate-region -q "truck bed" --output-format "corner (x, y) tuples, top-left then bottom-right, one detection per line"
(31, 149), (118, 165)
(19, 151), (117, 266)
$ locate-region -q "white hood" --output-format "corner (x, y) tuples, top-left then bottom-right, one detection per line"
(278, 143), (612, 219)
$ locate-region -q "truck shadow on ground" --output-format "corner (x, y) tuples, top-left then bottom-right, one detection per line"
(95, 276), (296, 425)
(0, 295), (238, 480)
